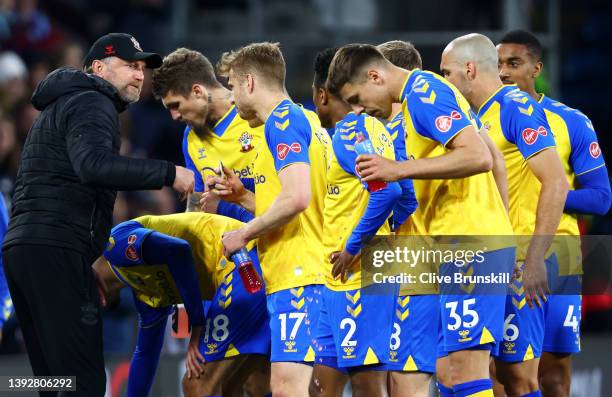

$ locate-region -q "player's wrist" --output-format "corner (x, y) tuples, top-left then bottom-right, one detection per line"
(397, 160), (414, 180)
(234, 224), (250, 245)
(237, 190), (255, 210)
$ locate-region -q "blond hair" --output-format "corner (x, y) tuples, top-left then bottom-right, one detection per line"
(229, 42), (285, 89)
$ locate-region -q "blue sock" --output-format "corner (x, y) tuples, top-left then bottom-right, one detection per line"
(437, 382), (454, 397)
(520, 392), (542, 397)
(453, 378), (493, 397)
(264, 394), (272, 397)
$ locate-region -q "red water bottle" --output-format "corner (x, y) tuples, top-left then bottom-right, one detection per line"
(231, 248), (263, 294)
(354, 131), (388, 193)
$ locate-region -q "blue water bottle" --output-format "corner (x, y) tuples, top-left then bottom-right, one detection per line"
(354, 131), (388, 192)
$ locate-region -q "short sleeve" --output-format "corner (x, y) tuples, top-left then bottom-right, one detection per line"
(333, 115), (394, 181)
(567, 113), (606, 175)
(104, 221), (152, 266)
(265, 105), (312, 172)
(408, 79), (473, 146)
(504, 101), (556, 160)
(182, 127), (204, 192)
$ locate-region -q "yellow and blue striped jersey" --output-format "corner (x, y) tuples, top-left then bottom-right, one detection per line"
(398, 70), (513, 238)
(107, 212), (254, 307)
(183, 105), (264, 192)
(253, 99), (331, 294)
(323, 113), (395, 291)
(477, 85), (556, 258)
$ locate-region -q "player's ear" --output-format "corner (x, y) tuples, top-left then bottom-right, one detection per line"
(317, 87), (328, 106)
(367, 69), (383, 85)
(192, 84), (208, 100)
(466, 61), (476, 81)
(246, 74), (255, 93)
(533, 61), (543, 79)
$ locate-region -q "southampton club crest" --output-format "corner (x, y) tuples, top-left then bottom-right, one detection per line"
(238, 132), (254, 152)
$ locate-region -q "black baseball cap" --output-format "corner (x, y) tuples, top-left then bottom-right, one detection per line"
(83, 33), (162, 69)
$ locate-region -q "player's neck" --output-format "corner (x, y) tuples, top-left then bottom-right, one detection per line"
(255, 90), (290, 123)
(388, 65), (412, 101)
(523, 86), (541, 102)
(329, 95), (352, 125)
(471, 76), (503, 111)
(388, 103), (402, 122)
(206, 87), (233, 128)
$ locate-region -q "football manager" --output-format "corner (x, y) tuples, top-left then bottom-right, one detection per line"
(2, 33), (194, 396)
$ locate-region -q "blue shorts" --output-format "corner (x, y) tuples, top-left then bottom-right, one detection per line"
(267, 284), (322, 363)
(543, 294), (581, 354)
(386, 295), (438, 373)
(543, 253), (581, 354)
(315, 284), (396, 369)
(199, 257), (270, 361)
(494, 257), (554, 363)
(439, 247), (515, 355)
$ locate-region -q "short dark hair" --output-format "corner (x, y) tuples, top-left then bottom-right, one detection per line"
(152, 48), (221, 99)
(499, 30), (543, 62)
(326, 43), (387, 95)
(377, 40), (422, 70)
(313, 47), (338, 89)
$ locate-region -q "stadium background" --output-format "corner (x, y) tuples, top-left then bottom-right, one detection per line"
(0, 0), (610, 395)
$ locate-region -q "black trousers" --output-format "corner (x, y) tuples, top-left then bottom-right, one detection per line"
(3, 245), (106, 397)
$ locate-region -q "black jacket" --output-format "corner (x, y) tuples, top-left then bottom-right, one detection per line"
(3, 68), (176, 262)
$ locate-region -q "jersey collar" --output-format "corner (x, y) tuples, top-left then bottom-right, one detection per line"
(265, 98), (292, 124)
(398, 69), (418, 102)
(212, 105), (238, 137)
(476, 84), (514, 118)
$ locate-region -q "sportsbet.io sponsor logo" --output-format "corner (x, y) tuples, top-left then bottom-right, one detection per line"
(254, 173), (267, 185)
(327, 184), (340, 195)
(233, 165), (254, 179)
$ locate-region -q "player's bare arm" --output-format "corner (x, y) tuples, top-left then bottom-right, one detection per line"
(523, 147), (569, 308)
(356, 124), (492, 181)
(222, 163), (311, 256)
(479, 127), (509, 211)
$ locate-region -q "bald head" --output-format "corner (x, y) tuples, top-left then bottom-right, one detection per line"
(443, 33), (498, 74)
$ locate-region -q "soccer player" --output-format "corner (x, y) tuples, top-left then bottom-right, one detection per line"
(216, 49), (237, 88)
(217, 42), (330, 396)
(327, 43), (515, 397)
(440, 33), (571, 397)
(374, 40), (439, 397)
(309, 47), (410, 397)
(92, 212), (270, 397)
(151, 48), (263, 213)
(498, 30), (611, 396)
